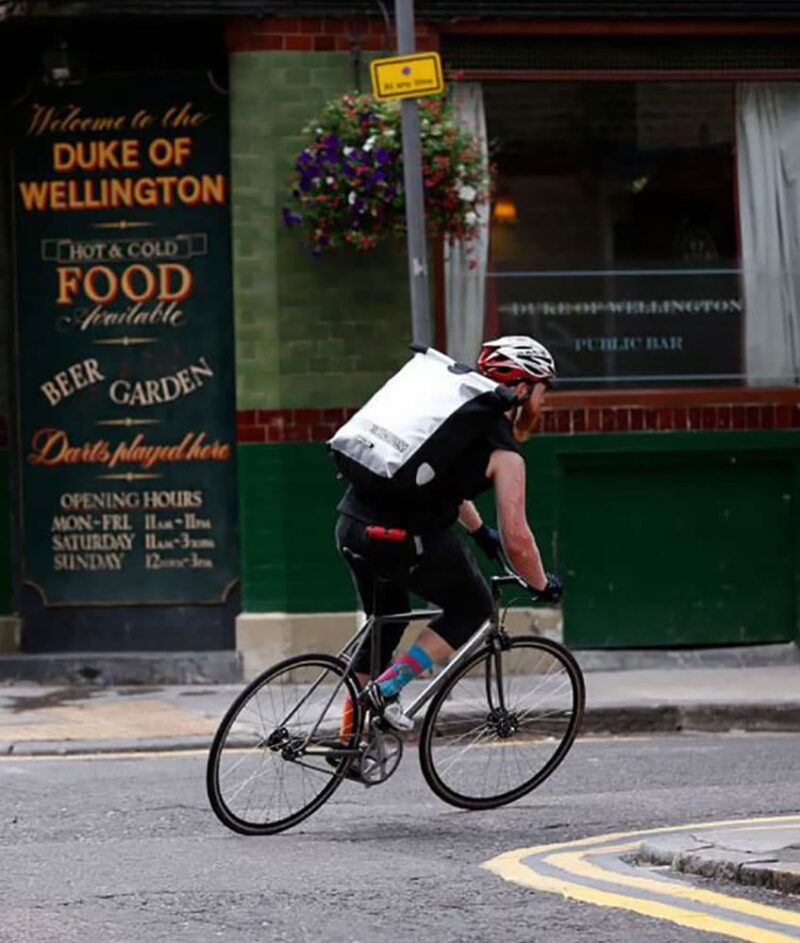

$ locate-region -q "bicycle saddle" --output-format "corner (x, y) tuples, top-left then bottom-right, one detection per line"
(341, 545), (396, 585)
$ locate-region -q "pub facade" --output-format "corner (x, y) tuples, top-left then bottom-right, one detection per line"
(0, 0), (798, 678)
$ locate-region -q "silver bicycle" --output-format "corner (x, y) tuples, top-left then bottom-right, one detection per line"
(206, 559), (585, 835)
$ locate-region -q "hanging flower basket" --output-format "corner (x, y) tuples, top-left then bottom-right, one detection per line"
(282, 93), (491, 259)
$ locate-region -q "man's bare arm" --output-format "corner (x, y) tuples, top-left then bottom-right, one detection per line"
(487, 450), (547, 590)
(457, 500), (483, 533)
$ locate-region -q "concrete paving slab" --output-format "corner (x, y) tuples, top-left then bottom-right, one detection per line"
(637, 826), (800, 896)
(0, 642), (796, 685)
(0, 651), (242, 685)
(0, 664), (799, 755)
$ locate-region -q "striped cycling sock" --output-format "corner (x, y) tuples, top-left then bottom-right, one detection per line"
(377, 644), (433, 698)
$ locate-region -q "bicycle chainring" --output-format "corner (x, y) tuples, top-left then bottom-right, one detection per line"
(358, 723), (404, 785)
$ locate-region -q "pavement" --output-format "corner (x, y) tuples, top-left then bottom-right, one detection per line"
(1, 658), (798, 756)
(1, 649), (798, 897)
(636, 823), (800, 897)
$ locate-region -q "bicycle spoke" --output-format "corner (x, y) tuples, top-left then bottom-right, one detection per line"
(436, 723), (497, 775)
(207, 654), (362, 835)
(420, 638), (584, 809)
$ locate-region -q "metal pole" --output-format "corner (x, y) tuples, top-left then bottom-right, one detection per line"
(394, 0), (431, 347)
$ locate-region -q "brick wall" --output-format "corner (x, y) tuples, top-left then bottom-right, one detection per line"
(226, 17), (438, 55)
(228, 44), (414, 412)
(235, 388), (800, 442)
(227, 25), (426, 614)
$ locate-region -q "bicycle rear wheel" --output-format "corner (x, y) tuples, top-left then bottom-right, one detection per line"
(419, 636), (584, 810)
(206, 653), (363, 835)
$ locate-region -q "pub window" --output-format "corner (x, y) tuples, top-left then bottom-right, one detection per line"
(475, 81), (800, 389)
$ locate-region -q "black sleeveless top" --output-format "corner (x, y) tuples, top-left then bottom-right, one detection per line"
(337, 414), (521, 533)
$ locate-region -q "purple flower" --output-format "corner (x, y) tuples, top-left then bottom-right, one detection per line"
(375, 148), (391, 165)
(282, 207), (303, 228)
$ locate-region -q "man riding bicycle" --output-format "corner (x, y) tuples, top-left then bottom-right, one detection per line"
(334, 335), (563, 735)
(206, 335), (579, 829)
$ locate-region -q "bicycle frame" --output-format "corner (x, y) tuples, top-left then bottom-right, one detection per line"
(207, 555), (582, 833)
(336, 569), (527, 723)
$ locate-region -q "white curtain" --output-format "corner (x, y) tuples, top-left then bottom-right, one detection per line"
(736, 84), (800, 385)
(445, 83), (490, 366)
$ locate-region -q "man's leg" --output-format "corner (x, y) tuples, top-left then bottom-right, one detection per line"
(338, 566), (409, 740)
(372, 531), (493, 704)
(335, 515), (410, 738)
(335, 515), (409, 677)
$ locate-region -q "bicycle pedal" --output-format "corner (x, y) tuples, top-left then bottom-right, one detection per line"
(358, 681), (384, 710)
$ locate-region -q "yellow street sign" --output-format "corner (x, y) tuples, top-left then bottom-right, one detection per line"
(370, 52), (445, 102)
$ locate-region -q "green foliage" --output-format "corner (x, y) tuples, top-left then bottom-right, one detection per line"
(283, 93), (491, 260)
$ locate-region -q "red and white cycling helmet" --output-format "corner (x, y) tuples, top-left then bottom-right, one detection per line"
(477, 335), (556, 386)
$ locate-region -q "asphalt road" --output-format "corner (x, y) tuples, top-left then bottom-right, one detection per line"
(1, 732), (798, 943)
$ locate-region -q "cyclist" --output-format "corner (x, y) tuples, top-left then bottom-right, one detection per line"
(334, 335), (563, 736)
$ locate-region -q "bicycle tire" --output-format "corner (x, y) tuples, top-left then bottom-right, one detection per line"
(418, 636), (585, 810)
(206, 653), (363, 835)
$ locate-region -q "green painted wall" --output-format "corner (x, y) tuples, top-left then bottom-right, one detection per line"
(238, 441), (346, 612)
(238, 431), (800, 648)
(229, 51), (412, 412)
(235, 439), (551, 615)
(229, 48), (420, 618)
(554, 436), (798, 647)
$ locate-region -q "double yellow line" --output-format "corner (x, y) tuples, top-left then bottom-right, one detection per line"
(483, 815), (800, 943)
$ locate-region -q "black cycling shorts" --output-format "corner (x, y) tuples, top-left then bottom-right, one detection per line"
(335, 514), (493, 676)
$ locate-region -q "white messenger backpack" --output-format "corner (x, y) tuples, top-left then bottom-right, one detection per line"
(327, 346), (517, 499)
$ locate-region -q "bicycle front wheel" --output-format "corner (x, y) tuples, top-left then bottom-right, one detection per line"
(419, 636), (585, 810)
(206, 653), (363, 835)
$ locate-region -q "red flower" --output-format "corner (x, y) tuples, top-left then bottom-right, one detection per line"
(285, 91), (492, 256)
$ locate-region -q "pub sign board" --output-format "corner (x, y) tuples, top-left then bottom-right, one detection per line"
(13, 72), (240, 607)
(495, 269), (743, 387)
